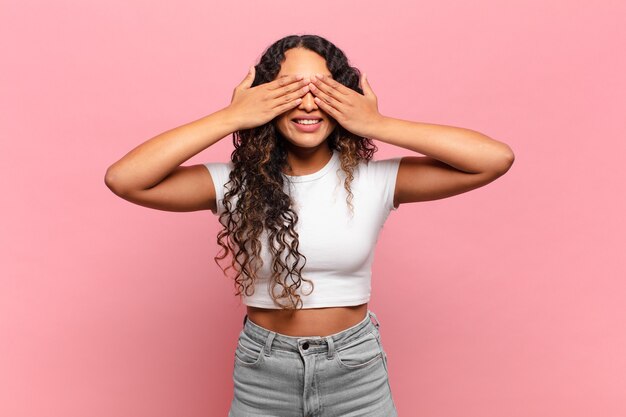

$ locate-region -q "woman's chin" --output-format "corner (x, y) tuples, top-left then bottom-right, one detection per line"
(288, 133), (332, 146)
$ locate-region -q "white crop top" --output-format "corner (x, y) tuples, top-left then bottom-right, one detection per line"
(204, 150), (402, 309)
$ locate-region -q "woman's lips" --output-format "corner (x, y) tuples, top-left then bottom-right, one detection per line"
(291, 119), (323, 133)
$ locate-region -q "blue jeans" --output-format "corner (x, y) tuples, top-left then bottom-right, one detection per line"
(228, 309), (398, 417)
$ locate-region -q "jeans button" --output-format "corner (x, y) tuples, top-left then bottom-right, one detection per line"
(302, 342), (309, 350)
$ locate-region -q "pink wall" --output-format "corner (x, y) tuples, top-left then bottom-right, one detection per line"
(1, 1), (625, 416)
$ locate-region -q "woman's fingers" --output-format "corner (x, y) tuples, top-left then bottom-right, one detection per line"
(266, 76), (311, 110)
(267, 74), (304, 91)
(310, 74), (350, 104)
(310, 87), (341, 113)
(270, 85), (310, 110)
(274, 97), (303, 114)
(268, 76), (310, 100)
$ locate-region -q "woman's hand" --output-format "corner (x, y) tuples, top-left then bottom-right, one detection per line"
(309, 72), (384, 138)
(226, 66), (311, 130)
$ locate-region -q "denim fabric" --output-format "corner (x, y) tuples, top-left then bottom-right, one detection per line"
(228, 309), (398, 417)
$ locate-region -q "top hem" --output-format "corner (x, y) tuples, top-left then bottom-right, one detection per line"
(243, 297), (370, 309)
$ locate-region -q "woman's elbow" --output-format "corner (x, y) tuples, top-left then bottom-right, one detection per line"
(492, 145), (515, 176)
(104, 166), (129, 196)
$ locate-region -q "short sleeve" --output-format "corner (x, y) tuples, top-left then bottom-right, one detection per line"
(366, 156), (403, 212)
(203, 161), (234, 216)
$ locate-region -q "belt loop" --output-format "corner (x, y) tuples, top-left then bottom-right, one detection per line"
(264, 331), (276, 357)
(368, 310), (381, 329)
(325, 336), (335, 360)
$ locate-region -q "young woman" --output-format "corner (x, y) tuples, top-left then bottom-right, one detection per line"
(105, 34), (514, 416)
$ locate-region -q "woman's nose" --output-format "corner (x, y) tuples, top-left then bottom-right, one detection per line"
(298, 86), (318, 111)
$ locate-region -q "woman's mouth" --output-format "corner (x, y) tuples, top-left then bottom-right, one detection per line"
(292, 118), (323, 133)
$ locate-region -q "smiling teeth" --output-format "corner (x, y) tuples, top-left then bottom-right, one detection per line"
(295, 119), (321, 125)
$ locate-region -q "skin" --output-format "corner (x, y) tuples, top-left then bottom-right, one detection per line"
(105, 46), (515, 337)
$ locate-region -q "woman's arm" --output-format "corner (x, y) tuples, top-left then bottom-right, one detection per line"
(366, 117), (514, 205)
(104, 69), (309, 212)
(105, 108), (239, 193)
(104, 107), (238, 212)
(367, 118), (513, 175)
(308, 73), (515, 206)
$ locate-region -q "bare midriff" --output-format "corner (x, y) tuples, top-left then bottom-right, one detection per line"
(246, 303), (369, 337)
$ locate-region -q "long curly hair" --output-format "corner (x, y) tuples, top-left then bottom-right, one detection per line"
(214, 34), (378, 310)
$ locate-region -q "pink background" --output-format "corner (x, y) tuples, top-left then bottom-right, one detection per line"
(1, 1), (625, 416)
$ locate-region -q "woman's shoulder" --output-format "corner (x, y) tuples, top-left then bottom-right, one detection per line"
(203, 160), (234, 190)
(359, 155), (403, 177)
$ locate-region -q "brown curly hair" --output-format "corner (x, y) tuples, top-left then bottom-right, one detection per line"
(214, 34), (378, 310)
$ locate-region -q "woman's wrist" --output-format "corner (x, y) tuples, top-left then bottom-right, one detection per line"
(216, 105), (243, 133)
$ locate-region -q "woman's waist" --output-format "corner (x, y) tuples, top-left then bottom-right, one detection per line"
(245, 303), (369, 337)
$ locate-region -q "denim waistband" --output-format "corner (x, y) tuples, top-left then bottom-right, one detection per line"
(241, 309), (381, 357)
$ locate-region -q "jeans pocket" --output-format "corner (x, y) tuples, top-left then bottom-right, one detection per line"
(371, 326), (390, 374)
(334, 331), (383, 370)
(234, 331), (265, 367)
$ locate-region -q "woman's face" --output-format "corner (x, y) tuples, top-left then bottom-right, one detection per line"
(273, 47), (337, 152)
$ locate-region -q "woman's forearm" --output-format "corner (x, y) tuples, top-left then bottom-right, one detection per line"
(367, 116), (514, 174)
(105, 106), (239, 194)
